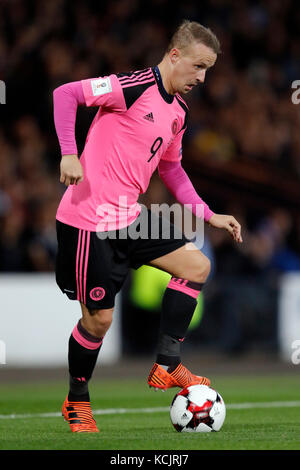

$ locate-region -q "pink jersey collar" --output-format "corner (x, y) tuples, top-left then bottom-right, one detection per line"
(152, 66), (174, 104)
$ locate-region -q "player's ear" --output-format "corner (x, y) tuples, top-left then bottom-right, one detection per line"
(169, 48), (180, 65)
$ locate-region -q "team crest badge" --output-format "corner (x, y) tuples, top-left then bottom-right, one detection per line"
(90, 287), (106, 301)
(171, 119), (178, 135)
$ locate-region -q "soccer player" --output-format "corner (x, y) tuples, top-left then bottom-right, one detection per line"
(53, 20), (242, 433)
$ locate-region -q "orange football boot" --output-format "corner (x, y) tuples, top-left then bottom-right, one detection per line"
(62, 396), (99, 433)
(148, 362), (211, 391)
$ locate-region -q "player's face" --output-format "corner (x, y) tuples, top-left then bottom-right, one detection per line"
(170, 42), (217, 94)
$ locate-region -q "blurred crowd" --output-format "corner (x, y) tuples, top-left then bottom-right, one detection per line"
(0, 0), (300, 349)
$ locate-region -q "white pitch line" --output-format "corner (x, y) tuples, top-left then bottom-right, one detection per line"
(0, 401), (300, 420)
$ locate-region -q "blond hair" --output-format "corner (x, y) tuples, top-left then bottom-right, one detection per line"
(166, 20), (221, 55)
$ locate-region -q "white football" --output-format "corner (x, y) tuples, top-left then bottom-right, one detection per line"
(170, 384), (226, 433)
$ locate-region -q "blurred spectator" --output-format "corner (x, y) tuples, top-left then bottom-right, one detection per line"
(0, 206), (27, 271)
(202, 206), (300, 354)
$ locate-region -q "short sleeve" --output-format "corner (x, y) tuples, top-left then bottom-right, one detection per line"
(161, 128), (185, 162)
(81, 74), (126, 112)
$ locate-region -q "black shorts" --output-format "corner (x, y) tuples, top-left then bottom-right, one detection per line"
(55, 207), (190, 309)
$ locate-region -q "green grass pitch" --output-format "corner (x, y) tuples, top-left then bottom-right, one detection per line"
(0, 374), (300, 451)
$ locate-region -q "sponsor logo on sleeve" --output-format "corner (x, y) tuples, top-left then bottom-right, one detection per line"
(91, 77), (112, 96)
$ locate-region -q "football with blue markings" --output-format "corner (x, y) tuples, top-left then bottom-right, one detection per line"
(170, 384), (226, 433)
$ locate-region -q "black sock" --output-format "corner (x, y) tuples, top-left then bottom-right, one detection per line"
(156, 282), (203, 369)
(156, 333), (182, 370)
(68, 321), (102, 401)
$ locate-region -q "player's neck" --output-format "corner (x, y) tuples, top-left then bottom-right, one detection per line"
(157, 61), (176, 95)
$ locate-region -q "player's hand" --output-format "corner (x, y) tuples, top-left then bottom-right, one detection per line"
(60, 154), (84, 186)
(208, 213), (243, 243)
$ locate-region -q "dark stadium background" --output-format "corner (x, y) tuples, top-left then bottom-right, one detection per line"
(0, 0), (300, 359)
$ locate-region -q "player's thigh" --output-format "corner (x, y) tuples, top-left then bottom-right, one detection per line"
(148, 242), (211, 282)
(56, 220), (129, 310)
(127, 208), (210, 281)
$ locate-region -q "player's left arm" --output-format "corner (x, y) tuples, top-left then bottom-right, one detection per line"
(207, 213), (243, 243)
(159, 115), (242, 243)
(158, 159), (214, 222)
(159, 126), (215, 222)
(158, 158), (242, 244)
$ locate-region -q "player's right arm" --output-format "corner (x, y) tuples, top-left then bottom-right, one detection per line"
(59, 154), (83, 186)
(53, 75), (126, 186)
(53, 81), (85, 186)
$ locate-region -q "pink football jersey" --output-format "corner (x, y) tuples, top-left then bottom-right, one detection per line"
(56, 67), (188, 232)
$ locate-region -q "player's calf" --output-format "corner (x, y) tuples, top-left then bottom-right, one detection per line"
(68, 319), (103, 402)
(156, 277), (205, 369)
(148, 275), (210, 391)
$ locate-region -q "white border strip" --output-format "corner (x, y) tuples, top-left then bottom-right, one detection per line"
(0, 401), (300, 420)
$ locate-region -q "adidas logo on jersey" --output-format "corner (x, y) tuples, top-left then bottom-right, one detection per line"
(143, 112), (154, 122)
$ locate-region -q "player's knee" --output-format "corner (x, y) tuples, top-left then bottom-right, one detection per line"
(192, 256), (211, 283)
(202, 256), (211, 281)
(95, 311), (113, 330)
(87, 308), (113, 336)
